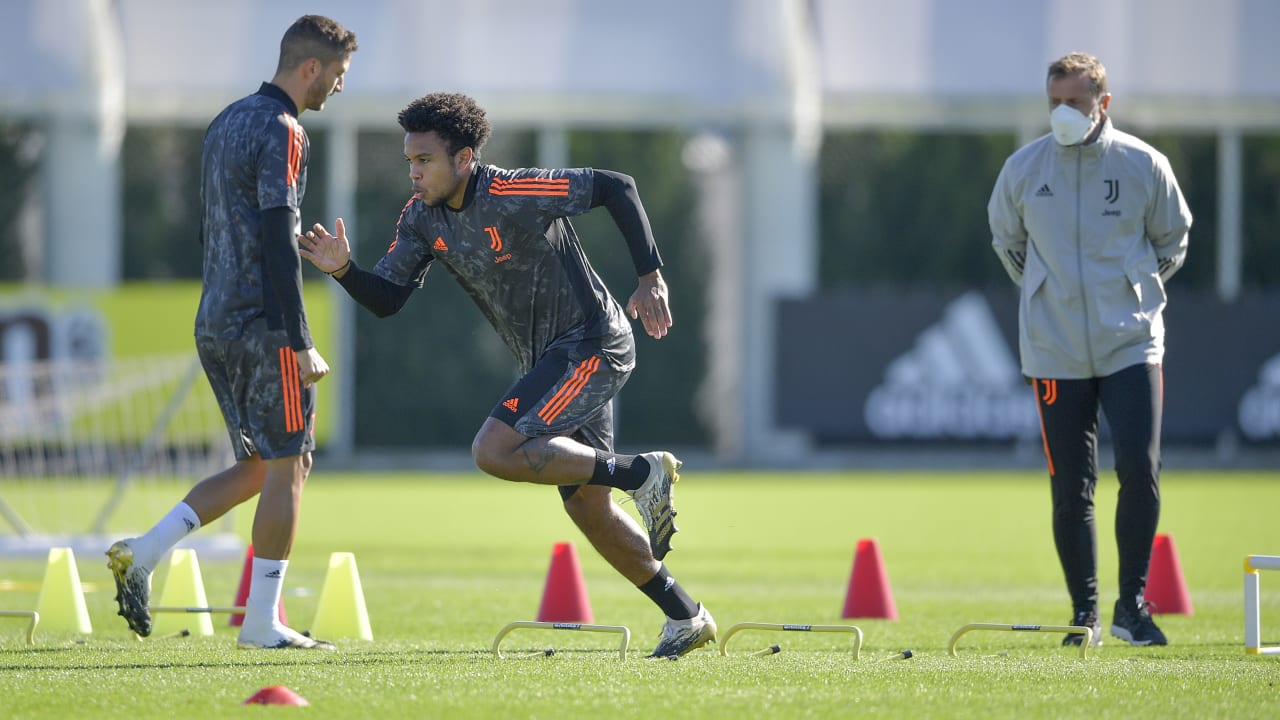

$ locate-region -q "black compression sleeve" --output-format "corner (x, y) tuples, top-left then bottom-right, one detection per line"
(332, 259), (415, 318)
(590, 169), (663, 276)
(261, 206), (313, 351)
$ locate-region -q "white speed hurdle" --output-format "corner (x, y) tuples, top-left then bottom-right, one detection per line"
(1244, 554), (1280, 655)
(948, 623), (1094, 658)
(719, 622), (864, 659)
(492, 621), (631, 660)
(0, 610), (39, 645)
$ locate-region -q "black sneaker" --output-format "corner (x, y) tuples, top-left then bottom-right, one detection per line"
(1111, 598), (1168, 646)
(1062, 608), (1102, 647)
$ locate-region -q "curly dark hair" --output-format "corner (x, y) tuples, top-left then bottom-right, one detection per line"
(277, 15), (359, 73)
(397, 93), (492, 159)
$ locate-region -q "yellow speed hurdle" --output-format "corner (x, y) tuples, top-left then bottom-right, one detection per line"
(948, 623), (1094, 658)
(492, 621), (631, 661)
(719, 622), (863, 659)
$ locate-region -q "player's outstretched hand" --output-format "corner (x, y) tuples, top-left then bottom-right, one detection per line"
(627, 270), (673, 340)
(299, 217), (353, 276)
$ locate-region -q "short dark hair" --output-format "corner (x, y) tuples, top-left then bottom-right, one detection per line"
(277, 15), (358, 72)
(1047, 52), (1108, 97)
(397, 93), (492, 159)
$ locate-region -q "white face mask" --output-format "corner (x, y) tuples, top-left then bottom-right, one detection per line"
(1050, 103), (1096, 146)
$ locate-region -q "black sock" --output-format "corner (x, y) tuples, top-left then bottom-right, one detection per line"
(586, 450), (649, 491)
(638, 564), (698, 620)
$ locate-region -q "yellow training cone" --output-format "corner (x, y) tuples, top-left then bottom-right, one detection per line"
(154, 549), (214, 636)
(311, 552), (372, 640)
(35, 547), (92, 635)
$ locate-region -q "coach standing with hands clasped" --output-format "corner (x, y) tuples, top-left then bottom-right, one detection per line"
(988, 52), (1192, 648)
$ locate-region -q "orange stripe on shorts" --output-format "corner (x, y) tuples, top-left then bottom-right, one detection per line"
(537, 356), (600, 424)
(279, 347), (302, 433)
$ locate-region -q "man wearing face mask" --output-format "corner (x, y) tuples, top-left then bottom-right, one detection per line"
(988, 52), (1192, 648)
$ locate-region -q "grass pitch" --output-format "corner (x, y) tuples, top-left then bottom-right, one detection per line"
(1, 469), (1278, 718)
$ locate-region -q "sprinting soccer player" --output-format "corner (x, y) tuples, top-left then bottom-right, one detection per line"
(107, 15), (358, 650)
(298, 92), (717, 658)
(988, 52), (1192, 647)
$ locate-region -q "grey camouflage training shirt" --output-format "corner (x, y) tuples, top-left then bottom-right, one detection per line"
(374, 165), (635, 374)
(195, 83), (311, 348)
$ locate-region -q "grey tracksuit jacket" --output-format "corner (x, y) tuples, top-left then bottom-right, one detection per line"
(988, 118), (1192, 379)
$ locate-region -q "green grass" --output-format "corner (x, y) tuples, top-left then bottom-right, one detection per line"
(2, 470), (1279, 718)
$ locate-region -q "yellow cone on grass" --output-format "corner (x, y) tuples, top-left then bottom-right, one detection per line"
(310, 552), (372, 641)
(35, 547), (92, 634)
(155, 548), (214, 636)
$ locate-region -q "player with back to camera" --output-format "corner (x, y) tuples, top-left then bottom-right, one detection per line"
(106, 15), (358, 650)
(988, 51), (1192, 647)
(298, 92), (717, 658)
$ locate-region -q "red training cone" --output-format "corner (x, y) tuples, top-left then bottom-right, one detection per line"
(536, 542), (593, 623)
(841, 538), (899, 620)
(243, 686), (309, 706)
(1145, 533), (1193, 615)
(229, 544), (289, 627)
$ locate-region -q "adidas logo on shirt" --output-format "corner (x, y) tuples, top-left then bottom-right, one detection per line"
(1035, 184), (1053, 197)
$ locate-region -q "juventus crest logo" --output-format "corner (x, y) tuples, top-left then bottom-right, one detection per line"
(484, 226), (503, 252)
(1104, 179), (1120, 204)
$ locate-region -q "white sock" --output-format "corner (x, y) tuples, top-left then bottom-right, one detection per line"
(243, 556), (288, 633)
(132, 502), (201, 569)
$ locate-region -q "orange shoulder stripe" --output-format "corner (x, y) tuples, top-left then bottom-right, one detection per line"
(282, 115), (304, 188)
(389, 196), (417, 253)
(489, 177), (571, 197)
(491, 177), (569, 184)
(489, 189), (571, 197)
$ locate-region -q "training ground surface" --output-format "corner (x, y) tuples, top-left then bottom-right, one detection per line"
(1, 470), (1277, 719)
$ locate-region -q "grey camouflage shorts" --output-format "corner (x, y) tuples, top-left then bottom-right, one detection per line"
(196, 322), (316, 461)
(491, 339), (630, 451)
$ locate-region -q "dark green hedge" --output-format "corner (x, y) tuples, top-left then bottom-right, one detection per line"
(0, 122), (1269, 447)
